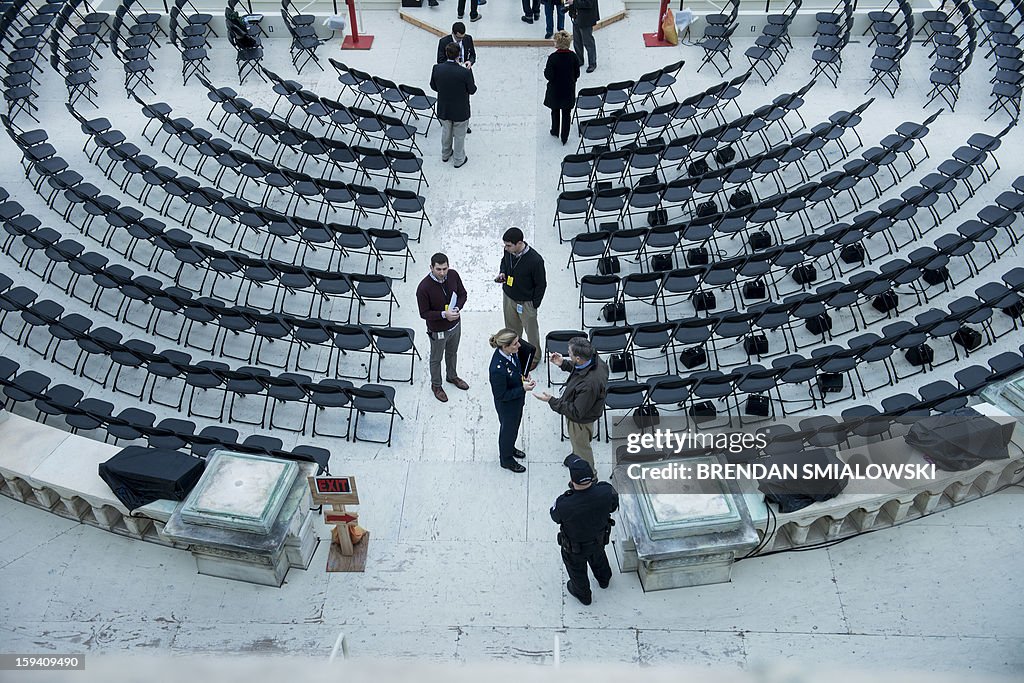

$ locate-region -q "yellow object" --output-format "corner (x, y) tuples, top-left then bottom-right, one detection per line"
(506, 276), (514, 286)
(662, 11), (678, 45)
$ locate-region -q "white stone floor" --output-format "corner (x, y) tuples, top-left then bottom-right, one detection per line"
(1, 7), (1023, 678)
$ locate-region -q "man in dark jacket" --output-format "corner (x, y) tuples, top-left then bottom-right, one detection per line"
(416, 252), (470, 402)
(565, 0), (599, 73)
(436, 22), (477, 65)
(430, 42), (477, 168)
(495, 227), (546, 354)
(533, 337), (609, 474)
(550, 455), (619, 605)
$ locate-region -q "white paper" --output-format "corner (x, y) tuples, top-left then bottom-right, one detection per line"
(449, 292), (458, 311)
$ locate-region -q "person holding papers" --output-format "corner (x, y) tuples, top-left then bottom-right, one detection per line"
(488, 328), (535, 473)
(416, 253), (470, 403)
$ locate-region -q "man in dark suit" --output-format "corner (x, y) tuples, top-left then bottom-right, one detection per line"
(430, 41), (476, 168)
(566, 0), (600, 73)
(436, 22), (477, 66)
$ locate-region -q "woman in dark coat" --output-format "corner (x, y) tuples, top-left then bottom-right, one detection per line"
(543, 30), (581, 145)
(488, 328), (535, 473)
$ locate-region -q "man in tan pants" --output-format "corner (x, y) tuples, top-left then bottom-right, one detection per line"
(495, 227), (546, 363)
(532, 337), (609, 474)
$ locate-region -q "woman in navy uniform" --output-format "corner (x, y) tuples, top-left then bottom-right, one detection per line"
(488, 328), (536, 473)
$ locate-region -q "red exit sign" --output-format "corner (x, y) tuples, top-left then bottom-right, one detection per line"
(308, 475), (359, 505)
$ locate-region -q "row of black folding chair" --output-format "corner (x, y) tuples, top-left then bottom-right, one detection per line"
(572, 60), (684, 127)
(810, 0), (855, 87)
(281, 6), (326, 75)
(49, 0), (103, 108)
(328, 58), (439, 134)
(1, 0), (51, 122)
(744, 0), (801, 85)
(0, 219), (421, 382)
(0, 355), (335, 465)
(864, 0), (914, 97)
(924, 1), (978, 111)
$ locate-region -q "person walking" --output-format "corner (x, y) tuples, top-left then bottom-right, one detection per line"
(495, 227), (546, 355)
(488, 328), (535, 473)
(521, 0), (539, 23)
(533, 337), (608, 475)
(416, 253), (470, 402)
(543, 31), (580, 145)
(430, 41), (476, 168)
(550, 454), (619, 605)
(565, 0), (599, 73)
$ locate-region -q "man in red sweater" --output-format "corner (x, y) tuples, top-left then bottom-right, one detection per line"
(416, 253), (470, 402)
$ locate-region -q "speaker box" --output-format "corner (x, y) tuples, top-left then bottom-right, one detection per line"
(792, 264), (817, 285)
(745, 395), (771, 416)
(688, 401), (717, 417)
(743, 333), (769, 356)
(906, 343), (934, 366)
(650, 253), (673, 271)
(647, 208), (668, 226)
(601, 302), (625, 323)
(679, 346), (707, 369)
(692, 291), (716, 311)
(923, 266), (949, 286)
(840, 243), (865, 265)
(609, 352), (634, 374)
(743, 280), (767, 300)
(953, 326), (983, 350)
(598, 256), (620, 275)
(748, 229), (772, 250)
(633, 405), (660, 428)
(817, 372), (844, 393)
(686, 247), (709, 265)
(805, 312), (833, 336)
(872, 289), (899, 313)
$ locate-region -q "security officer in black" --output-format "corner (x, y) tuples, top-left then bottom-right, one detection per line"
(550, 454), (619, 605)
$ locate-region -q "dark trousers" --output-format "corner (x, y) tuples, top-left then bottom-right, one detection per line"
(495, 397), (524, 465)
(549, 107), (571, 143)
(522, 0), (539, 17)
(561, 542), (611, 600)
(458, 0), (479, 18)
(573, 22), (597, 68)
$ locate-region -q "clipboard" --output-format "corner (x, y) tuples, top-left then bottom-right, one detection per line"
(516, 340), (537, 378)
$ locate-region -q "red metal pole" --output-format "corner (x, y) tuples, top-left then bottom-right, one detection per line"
(347, 0), (360, 41)
(341, 0), (374, 49)
(642, 0), (674, 47)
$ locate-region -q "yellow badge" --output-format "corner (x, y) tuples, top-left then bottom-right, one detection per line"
(506, 276), (514, 286)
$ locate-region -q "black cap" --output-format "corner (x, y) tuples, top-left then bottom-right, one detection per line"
(566, 454), (594, 485)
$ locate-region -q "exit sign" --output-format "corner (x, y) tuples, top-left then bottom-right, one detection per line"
(308, 476), (359, 505)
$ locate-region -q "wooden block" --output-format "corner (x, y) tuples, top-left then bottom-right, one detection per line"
(326, 532), (370, 573)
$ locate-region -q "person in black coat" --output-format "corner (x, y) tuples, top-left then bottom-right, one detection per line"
(543, 30), (581, 144)
(430, 42), (477, 167)
(436, 22), (477, 66)
(488, 328), (536, 473)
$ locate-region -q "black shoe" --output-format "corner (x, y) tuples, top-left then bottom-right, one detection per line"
(549, 129), (558, 137)
(514, 448), (526, 459)
(429, 0), (438, 5)
(598, 578), (610, 589)
(467, 127), (472, 134)
(566, 580), (592, 605)
(544, 32), (553, 39)
(471, 13), (482, 20)
(586, 64), (597, 73)
(454, 156), (468, 168)
(478, 0), (486, 4)
(501, 460), (526, 473)
(458, 13), (464, 18)
(534, 11), (540, 20)
(521, 15), (533, 23)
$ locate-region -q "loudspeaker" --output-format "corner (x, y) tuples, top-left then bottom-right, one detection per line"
(817, 372), (844, 393)
(743, 279), (767, 299)
(748, 229), (772, 250)
(792, 264), (817, 285)
(647, 208), (668, 226)
(688, 401), (717, 417)
(872, 289), (899, 313)
(609, 352), (634, 374)
(599, 221), (620, 234)
(598, 256), (620, 275)
(686, 247), (709, 265)
(696, 200), (718, 217)
(729, 189), (753, 208)
(745, 395), (771, 416)
(715, 145), (736, 164)
(805, 312), (833, 336)
(923, 266), (949, 286)
(953, 326), (983, 350)
(743, 333), (769, 356)
(602, 302), (626, 322)
(906, 343), (934, 366)
(840, 243), (865, 265)
(692, 291), (716, 311)
(688, 159), (710, 177)
(679, 346), (707, 369)
(650, 253), (673, 271)
(1003, 299), (1024, 319)
(633, 405), (660, 428)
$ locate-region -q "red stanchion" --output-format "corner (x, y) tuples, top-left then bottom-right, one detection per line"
(643, 0), (675, 47)
(341, 0), (374, 49)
